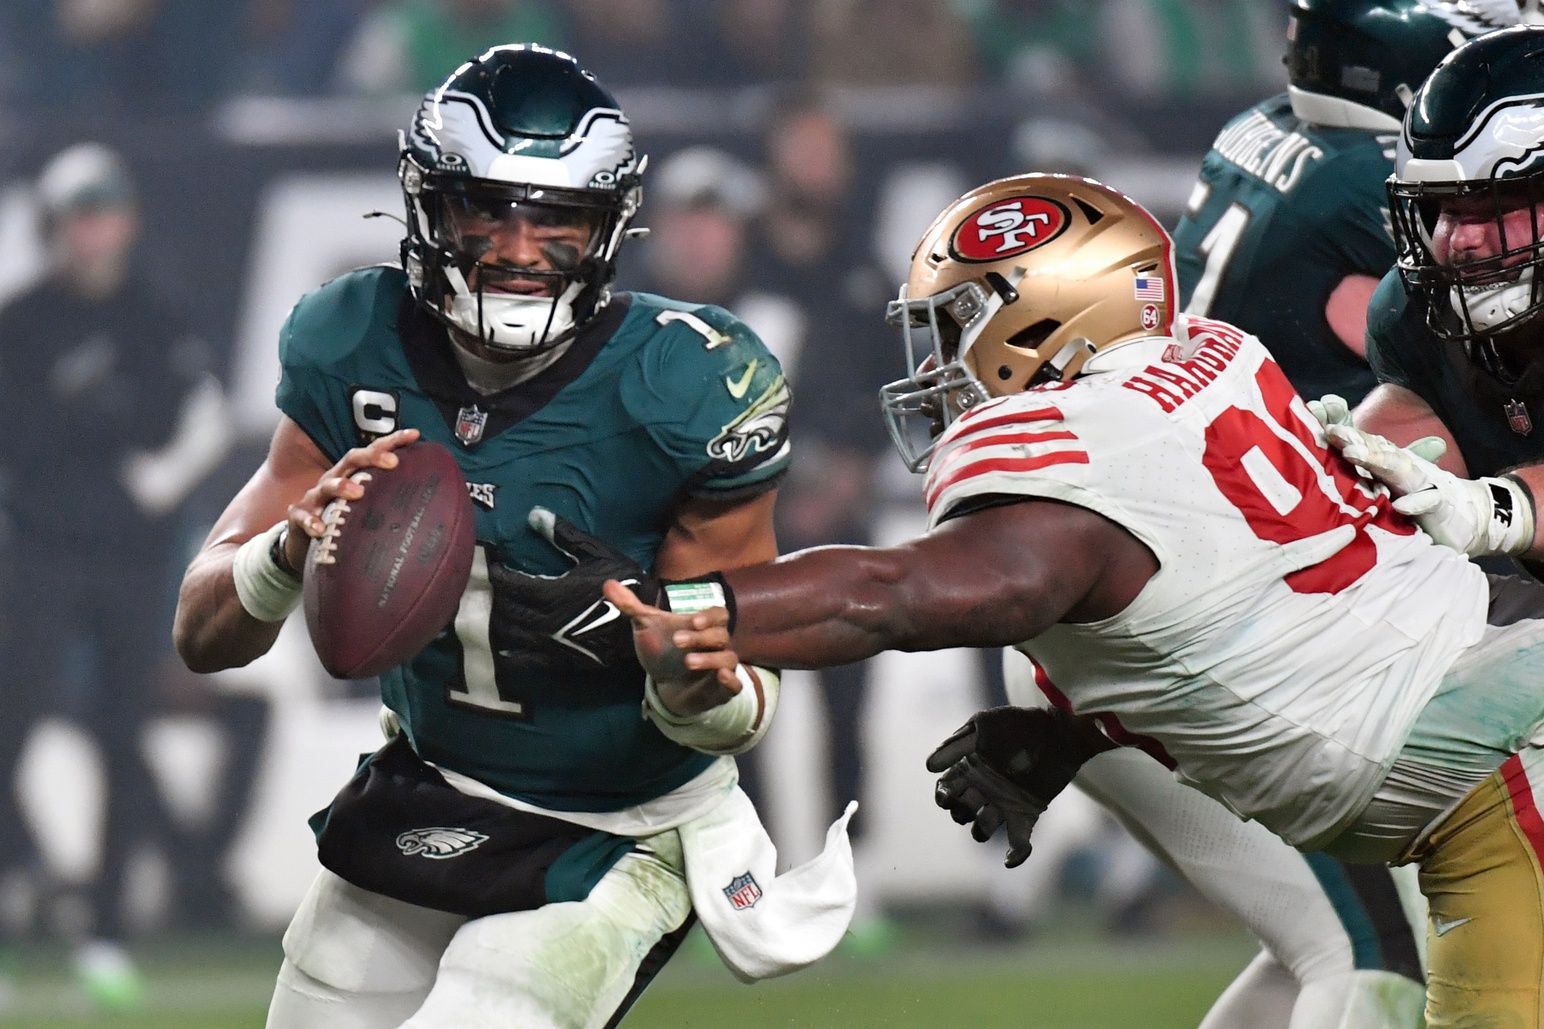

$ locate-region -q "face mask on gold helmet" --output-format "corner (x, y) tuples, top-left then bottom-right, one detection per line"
(879, 174), (1178, 472)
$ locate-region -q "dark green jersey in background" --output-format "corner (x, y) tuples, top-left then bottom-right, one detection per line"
(277, 266), (791, 811)
(1365, 268), (1544, 478)
(1173, 93), (1395, 405)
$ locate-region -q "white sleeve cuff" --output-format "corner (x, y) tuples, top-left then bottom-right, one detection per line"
(644, 664), (780, 756)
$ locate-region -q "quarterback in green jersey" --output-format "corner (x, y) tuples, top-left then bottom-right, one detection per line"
(174, 45), (854, 1028)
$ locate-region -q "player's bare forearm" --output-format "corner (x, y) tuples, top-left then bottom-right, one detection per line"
(611, 500), (1149, 683)
(719, 500), (1131, 669)
(174, 542), (286, 672)
(1355, 383), (1467, 475)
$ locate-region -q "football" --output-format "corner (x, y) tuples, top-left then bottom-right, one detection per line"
(303, 440), (476, 679)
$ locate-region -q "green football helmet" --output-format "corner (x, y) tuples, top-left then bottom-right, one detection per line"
(1390, 26), (1544, 346)
(1285, 0), (1511, 130)
(398, 44), (644, 354)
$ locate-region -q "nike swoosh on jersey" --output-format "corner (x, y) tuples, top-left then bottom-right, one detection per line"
(726, 360), (758, 399)
(1432, 915), (1473, 937)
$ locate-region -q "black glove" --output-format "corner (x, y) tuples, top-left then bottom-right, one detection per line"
(486, 507), (662, 676)
(925, 706), (1098, 869)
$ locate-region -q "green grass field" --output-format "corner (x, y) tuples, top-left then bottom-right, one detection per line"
(0, 924), (1250, 1028)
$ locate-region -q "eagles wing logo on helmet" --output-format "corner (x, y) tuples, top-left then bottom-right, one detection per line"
(412, 91), (638, 189)
(396, 827), (491, 859)
(1414, 0), (1512, 34)
(1446, 97), (1544, 177)
(410, 91), (505, 172)
(562, 108), (639, 188)
(950, 197), (1070, 262)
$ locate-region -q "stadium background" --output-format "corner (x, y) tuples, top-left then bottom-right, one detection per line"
(0, 2), (1294, 1025)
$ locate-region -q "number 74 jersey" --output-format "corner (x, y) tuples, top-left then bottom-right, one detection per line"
(924, 315), (1488, 851)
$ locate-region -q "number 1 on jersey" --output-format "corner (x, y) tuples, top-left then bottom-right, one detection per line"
(1187, 201), (1251, 317)
(447, 548), (530, 718)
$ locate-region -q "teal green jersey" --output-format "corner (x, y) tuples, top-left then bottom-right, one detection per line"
(1173, 93), (1394, 405)
(1366, 268), (1544, 478)
(275, 266), (791, 811)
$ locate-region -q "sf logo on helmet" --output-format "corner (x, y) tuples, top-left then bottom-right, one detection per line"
(951, 196), (1070, 262)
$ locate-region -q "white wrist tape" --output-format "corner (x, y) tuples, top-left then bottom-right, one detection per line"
(232, 522), (303, 623)
(644, 664), (781, 756)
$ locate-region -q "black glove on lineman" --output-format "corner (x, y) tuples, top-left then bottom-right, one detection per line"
(486, 507), (662, 677)
(925, 706), (1099, 869)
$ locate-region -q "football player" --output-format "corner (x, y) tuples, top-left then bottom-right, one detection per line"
(1065, 2), (1512, 1024)
(1334, 26), (1544, 571)
(596, 173), (1544, 1029)
(173, 45), (855, 1028)
(1175, 0), (1509, 406)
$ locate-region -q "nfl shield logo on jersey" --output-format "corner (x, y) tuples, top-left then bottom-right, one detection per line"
(1506, 399), (1534, 437)
(722, 871), (762, 910)
(455, 404), (488, 445)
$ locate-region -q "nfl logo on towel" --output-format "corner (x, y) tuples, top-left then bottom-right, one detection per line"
(723, 872), (763, 910)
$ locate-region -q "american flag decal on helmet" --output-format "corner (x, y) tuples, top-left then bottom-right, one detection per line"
(722, 871), (763, 910)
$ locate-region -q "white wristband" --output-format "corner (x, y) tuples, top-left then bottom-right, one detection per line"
(644, 664), (781, 756)
(1492, 475), (1537, 557)
(232, 522), (303, 623)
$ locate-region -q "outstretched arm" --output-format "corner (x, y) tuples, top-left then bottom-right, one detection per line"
(607, 496), (1155, 673)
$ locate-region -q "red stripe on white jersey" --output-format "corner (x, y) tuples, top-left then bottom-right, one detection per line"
(928, 429), (1081, 489)
(1033, 663), (1177, 770)
(941, 428), (1079, 456)
(925, 451), (1089, 511)
(947, 406), (1065, 440)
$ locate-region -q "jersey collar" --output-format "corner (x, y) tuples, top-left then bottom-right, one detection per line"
(399, 292), (631, 446)
(1078, 336), (1175, 376)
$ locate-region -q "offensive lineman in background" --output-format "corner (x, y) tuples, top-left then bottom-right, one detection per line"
(991, 3), (1509, 1025)
(1173, 0), (1505, 405)
(1341, 23), (1544, 513)
(174, 46), (855, 1028)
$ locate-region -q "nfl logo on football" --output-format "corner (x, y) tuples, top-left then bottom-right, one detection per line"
(722, 871), (762, 910)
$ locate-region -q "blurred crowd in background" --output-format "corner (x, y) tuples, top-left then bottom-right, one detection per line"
(0, 0), (1283, 106)
(0, 0), (1293, 1002)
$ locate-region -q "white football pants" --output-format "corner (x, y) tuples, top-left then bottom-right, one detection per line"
(1004, 651), (1427, 1029)
(265, 830), (692, 1029)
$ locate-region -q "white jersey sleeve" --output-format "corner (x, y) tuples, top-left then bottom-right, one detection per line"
(924, 317), (1488, 849)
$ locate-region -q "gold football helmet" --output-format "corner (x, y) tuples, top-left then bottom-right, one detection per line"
(880, 174), (1177, 471)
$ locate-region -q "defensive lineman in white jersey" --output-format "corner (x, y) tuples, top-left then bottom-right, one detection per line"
(593, 175), (1544, 1028)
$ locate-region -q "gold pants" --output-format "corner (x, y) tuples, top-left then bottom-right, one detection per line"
(1416, 752), (1544, 1028)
